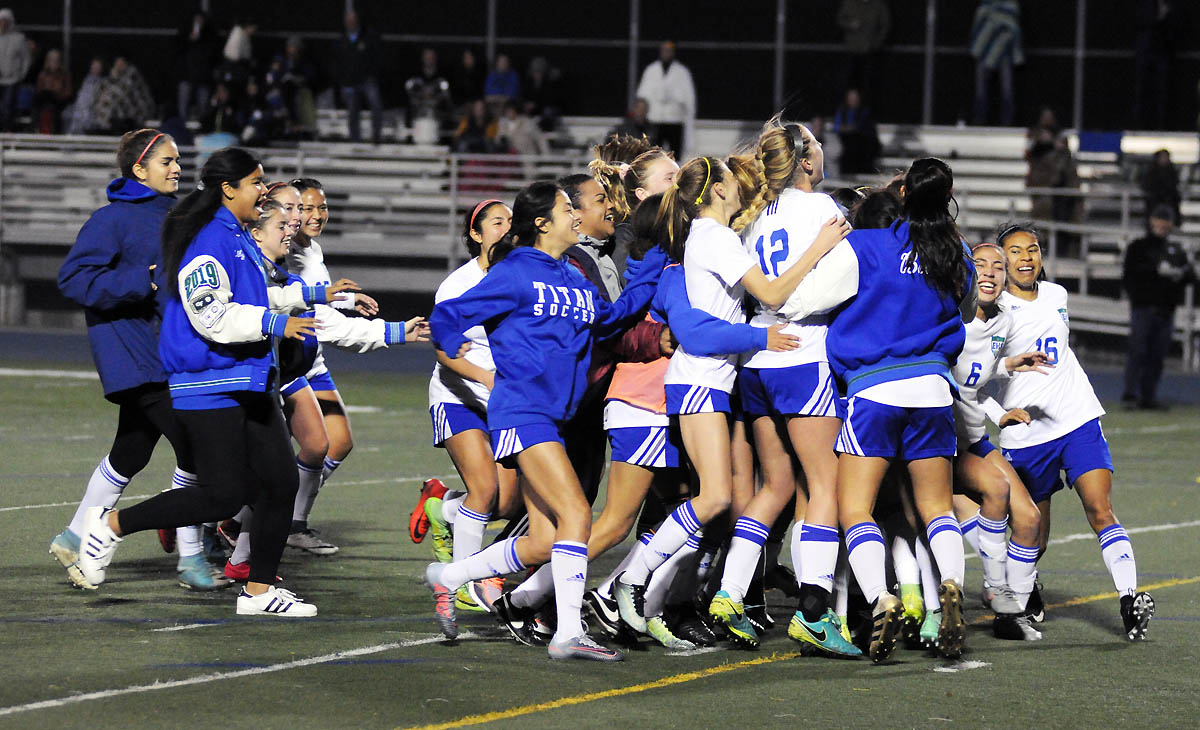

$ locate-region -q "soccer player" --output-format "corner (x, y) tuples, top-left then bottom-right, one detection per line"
(986, 223), (1155, 641)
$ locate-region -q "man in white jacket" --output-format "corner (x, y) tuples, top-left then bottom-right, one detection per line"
(0, 8), (30, 132)
(636, 41), (695, 157)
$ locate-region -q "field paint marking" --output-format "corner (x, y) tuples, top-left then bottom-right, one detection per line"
(1106, 423), (1199, 435)
(0, 368), (99, 380)
(0, 633), (466, 718)
(0, 495), (155, 513)
(970, 574), (1200, 625)
(965, 519), (1200, 561)
(344, 405), (383, 413)
(401, 651), (804, 730)
(150, 623), (219, 633)
(932, 660), (991, 673)
(664, 646), (722, 657)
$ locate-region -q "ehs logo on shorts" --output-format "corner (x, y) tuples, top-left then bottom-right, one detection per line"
(531, 281), (595, 323)
(990, 335), (1006, 355)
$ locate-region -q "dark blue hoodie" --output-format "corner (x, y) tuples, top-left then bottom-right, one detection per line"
(58, 178), (176, 400)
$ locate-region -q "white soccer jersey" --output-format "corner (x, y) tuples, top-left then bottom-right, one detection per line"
(741, 189), (842, 369)
(428, 258), (494, 411)
(985, 282), (1104, 449)
(664, 217), (756, 392)
(951, 310), (1014, 447)
(285, 239), (355, 310)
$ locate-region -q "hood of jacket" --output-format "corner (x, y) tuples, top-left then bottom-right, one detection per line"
(106, 177), (164, 203)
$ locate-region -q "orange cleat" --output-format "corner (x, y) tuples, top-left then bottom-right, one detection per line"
(410, 478), (449, 543)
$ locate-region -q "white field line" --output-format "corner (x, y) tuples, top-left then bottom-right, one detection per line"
(150, 623), (219, 633)
(932, 660), (991, 673)
(0, 633), (465, 717)
(664, 646), (723, 657)
(0, 368), (99, 380)
(965, 518), (1200, 560)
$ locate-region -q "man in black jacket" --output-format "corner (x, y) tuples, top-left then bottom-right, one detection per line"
(335, 11), (383, 144)
(1121, 205), (1195, 408)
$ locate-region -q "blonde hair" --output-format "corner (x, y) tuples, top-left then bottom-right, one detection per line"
(656, 156), (726, 262)
(589, 134), (672, 223)
(726, 153), (765, 233)
(734, 115), (813, 232)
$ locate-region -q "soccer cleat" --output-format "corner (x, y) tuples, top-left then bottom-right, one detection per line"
(424, 562), (459, 640)
(920, 608), (942, 646)
(493, 591), (542, 646)
(665, 602), (717, 647)
(77, 507), (122, 587)
(201, 524), (226, 564)
(899, 584), (925, 647)
(988, 585), (1026, 615)
(763, 563), (801, 598)
(464, 577), (504, 613)
(746, 603), (775, 632)
(1024, 581), (1045, 623)
(613, 573), (649, 634)
(423, 497), (454, 563)
(788, 609), (863, 657)
(837, 613), (852, 643)
(236, 586), (317, 617)
(867, 592), (904, 663)
(157, 528), (176, 553)
(286, 528), (339, 555)
(1121, 592), (1155, 641)
(49, 529), (94, 590)
(935, 579), (966, 659)
(217, 519), (241, 551)
(455, 584), (489, 613)
(409, 478), (448, 543)
(177, 554), (235, 591)
(708, 591), (759, 648)
(647, 615), (696, 651)
(548, 634), (624, 662)
(583, 589), (626, 639)
(993, 613), (1043, 641)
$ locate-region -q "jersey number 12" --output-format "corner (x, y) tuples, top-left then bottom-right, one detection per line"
(755, 229), (789, 277)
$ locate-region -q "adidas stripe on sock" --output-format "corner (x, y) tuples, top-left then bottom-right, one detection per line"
(551, 541), (589, 642)
(719, 516), (770, 603)
(623, 501), (701, 585)
(976, 512), (1009, 590)
(926, 514), (965, 586)
(68, 455), (131, 536)
(846, 521), (887, 604)
(1097, 523), (1137, 598)
(798, 523), (839, 592)
(452, 504), (491, 562)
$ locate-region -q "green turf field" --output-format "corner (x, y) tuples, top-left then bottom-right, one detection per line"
(1, 367), (1199, 729)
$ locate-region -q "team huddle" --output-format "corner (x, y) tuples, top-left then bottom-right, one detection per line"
(49, 119), (1153, 663)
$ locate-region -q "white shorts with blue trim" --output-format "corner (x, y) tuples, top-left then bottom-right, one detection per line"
(430, 402), (489, 447)
(665, 385), (732, 416)
(608, 426), (680, 468)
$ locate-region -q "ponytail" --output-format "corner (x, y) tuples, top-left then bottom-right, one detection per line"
(655, 156), (723, 262)
(901, 157), (970, 298)
(731, 115), (811, 232)
(162, 147), (261, 295)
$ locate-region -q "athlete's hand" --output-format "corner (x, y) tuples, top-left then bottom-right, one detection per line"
(354, 293), (379, 316)
(1006, 351), (1053, 374)
(283, 316), (317, 341)
(405, 316), (430, 342)
(999, 408), (1032, 428)
(481, 371), (495, 390)
(766, 324), (800, 352)
(812, 216), (852, 257)
(659, 326), (677, 357)
(148, 264), (157, 291)
(325, 278), (361, 302)
(455, 341), (471, 358)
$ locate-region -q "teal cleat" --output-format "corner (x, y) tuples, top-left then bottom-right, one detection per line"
(708, 590), (759, 648)
(787, 609), (863, 658)
(49, 529), (94, 590)
(920, 608), (943, 647)
(177, 554), (235, 591)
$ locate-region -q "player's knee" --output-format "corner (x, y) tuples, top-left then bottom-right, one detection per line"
(1085, 505), (1116, 531)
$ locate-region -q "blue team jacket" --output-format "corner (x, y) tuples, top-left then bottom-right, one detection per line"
(58, 178), (175, 400)
(827, 221), (973, 397)
(431, 245), (664, 428)
(649, 261), (766, 356)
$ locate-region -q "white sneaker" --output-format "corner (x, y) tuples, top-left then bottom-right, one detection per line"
(988, 585), (1025, 615)
(236, 586), (318, 617)
(77, 507), (122, 587)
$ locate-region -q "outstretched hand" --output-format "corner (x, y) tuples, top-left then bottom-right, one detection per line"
(406, 316), (430, 343)
(325, 278), (361, 303)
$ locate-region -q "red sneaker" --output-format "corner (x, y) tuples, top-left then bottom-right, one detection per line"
(157, 528), (176, 553)
(224, 560), (280, 582)
(409, 478), (449, 543)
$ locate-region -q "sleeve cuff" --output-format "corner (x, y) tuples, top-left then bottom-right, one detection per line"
(262, 311), (289, 338)
(753, 326), (769, 349)
(384, 321), (404, 345)
(302, 284), (327, 305)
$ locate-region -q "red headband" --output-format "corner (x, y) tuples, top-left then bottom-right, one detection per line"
(469, 199), (504, 230)
(134, 133), (165, 167)
(264, 181), (288, 196)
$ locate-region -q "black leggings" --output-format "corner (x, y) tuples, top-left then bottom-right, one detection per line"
(117, 394), (299, 585)
(106, 383), (194, 477)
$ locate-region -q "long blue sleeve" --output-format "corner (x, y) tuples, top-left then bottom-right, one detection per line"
(58, 211), (154, 310)
(652, 264), (767, 357)
(430, 265), (522, 357)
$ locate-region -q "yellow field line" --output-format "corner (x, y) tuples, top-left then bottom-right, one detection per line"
(969, 574), (1200, 625)
(402, 651), (803, 730)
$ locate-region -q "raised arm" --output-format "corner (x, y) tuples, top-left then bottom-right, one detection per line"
(742, 216), (851, 310)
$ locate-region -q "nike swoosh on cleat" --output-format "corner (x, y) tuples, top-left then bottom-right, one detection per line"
(807, 626), (827, 643)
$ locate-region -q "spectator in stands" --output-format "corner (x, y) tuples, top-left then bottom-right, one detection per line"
(453, 98), (498, 153)
(33, 48), (71, 134)
(65, 57), (104, 135)
(833, 88), (881, 175)
(335, 10), (384, 144)
(276, 36), (318, 139)
(92, 56), (155, 135)
(177, 12), (219, 122)
(484, 53), (521, 107)
(1133, 0), (1173, 130)
(223, 16), (256, 66)
(837, 0), (890, 100)
(0, 8), (30, 132)
(451, 48), (483, 109)
(969, 0), (1023, 126)
(1140, 148), (1181, 224)
(1122, 205), (1196, 409)
(405, 47), (452, 129)
(523, 56), (563, 131)
(609, 97), (658, 144)
(239, 75), (284, 145)
(635, 40), (695, 156)
(497, 99), (547, 156)
(1026, 107), (1081, 253)
(199, 81), (238, 135)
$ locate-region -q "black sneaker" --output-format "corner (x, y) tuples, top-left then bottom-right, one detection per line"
(1024, 581), (1045, 623)
(583, 589), (625, 638)
(1120, 592), (1154, 641)
(493, 592), (541, 647)
(665, 601), (716, 647)
(993, 614), (1043, 641)
(746, 603), (775, 632)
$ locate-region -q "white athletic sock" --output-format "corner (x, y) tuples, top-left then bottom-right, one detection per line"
(1007, 540), (1039, 608)
(719, 516), (769, 603)
(959, 513), (982, 558)
(833, 549), (849, 620)
(550, 541), (589, 642)
(666, 533), (704, 606)
(846, 521), (887, 604)
(799, 523), (840, 592)
(623, 501), (702, 586)
(925, 514), (965, 587)
(321, 456), (342, 486)
(231, 528), (252, 565)
(511, 562), (555, 609)
(789, 520), (804, 590)
(292, 458), (323, 523)
(441, 536), (525, 592)
(452, 504), (490, 562)
(441, 492), (467, 525)
(68, 456), (129, 535)
(891, 533), (920, 587)
(1097, 524), (1138, 597)
(598, 532), (651, 600)
(975, 512), (1009, 590)
(169, 470), (203, 558)
(646, 534), (699, 617)
(914, 536), (940, 608)
(695, 533), (719, 586)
